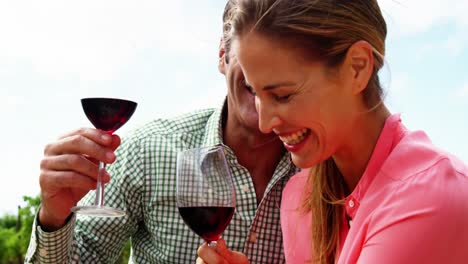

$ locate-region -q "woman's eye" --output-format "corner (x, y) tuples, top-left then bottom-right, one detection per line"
(273, 94), (292, 102)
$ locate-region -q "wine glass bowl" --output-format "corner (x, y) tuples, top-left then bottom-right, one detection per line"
(71, 97), (137, 217)
(81, 98), (137, 133)
(176, 146), (236, 246)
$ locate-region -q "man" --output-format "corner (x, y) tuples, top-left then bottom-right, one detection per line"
(25, 1), (297, 263)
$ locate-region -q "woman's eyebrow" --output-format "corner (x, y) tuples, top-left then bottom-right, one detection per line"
(245, 81), (297, 91)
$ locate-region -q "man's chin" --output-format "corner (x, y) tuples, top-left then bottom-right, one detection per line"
(243, 119), (261, 132)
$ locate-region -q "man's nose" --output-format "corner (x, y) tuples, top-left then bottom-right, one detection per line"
(255, 97), (281, 134)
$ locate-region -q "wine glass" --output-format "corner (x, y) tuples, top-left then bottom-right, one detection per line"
(176, 146), (236, 247)
(71, 97), (137, 217)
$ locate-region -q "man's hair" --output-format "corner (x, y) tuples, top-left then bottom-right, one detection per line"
(222, 0), (237, 64)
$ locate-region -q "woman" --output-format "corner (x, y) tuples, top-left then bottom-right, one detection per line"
(197, 0), (468, 263)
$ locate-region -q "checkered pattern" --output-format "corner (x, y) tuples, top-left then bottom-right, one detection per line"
(25, 102), (297, 264)
(177, 146), (235, 207)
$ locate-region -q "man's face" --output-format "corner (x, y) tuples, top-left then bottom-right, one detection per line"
(219, 43), (262, 133)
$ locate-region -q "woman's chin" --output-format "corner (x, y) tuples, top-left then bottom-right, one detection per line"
(291, 154), (317, 169)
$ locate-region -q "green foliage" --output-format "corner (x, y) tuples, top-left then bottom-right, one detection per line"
(0, 194), (131, 263)
(117, 240), (132, 263)
(17, 196), (41, 254)
(0, 229), (22, 264)
(0, 195), (40, 264)
(0, 214), (17, 229)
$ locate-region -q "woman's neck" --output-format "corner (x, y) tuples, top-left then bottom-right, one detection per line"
(333, 106), (391, 193)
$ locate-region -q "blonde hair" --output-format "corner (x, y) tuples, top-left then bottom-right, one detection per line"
(228, 0), (387, 263)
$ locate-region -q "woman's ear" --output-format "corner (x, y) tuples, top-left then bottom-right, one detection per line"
(345, 40), (374, 95)
(218, 37), (227, 75)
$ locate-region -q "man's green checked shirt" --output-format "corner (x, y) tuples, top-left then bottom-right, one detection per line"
(25, 103), (298, 263)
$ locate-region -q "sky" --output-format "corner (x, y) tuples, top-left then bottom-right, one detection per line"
(0, 0), (467, 215)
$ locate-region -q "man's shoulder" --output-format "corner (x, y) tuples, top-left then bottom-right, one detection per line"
(129, 108), (217, 139)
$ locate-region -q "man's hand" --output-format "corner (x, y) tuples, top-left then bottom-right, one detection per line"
(38, 128), (121, 231)
(196, 238), (249, 264)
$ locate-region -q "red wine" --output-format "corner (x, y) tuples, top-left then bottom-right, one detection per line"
(178, 206), (235, 242)
(81, 98), (137, 133)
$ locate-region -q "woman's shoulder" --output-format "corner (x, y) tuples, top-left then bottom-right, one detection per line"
(368, 129), (468, 222)
(284, 169), (310, 193)
(381, 129), (468, 182)
(282, 169), (311, 210)
(368, 131), (468, 224)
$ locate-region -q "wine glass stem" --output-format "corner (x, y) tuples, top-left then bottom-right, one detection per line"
(94, 161), (106, 207)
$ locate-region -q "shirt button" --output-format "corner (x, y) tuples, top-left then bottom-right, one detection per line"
(241, 184), (250, 193)
(349, 200), (355, 208)
(249, 232), (257, 243)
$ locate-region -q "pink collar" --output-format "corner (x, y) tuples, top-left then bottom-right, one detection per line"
(345, 113), (407, 218)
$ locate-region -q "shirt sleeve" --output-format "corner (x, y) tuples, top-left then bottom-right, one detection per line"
(25, 213), (76, 263)
(25, 134), (145, 263)
(357, 168), (468, 264)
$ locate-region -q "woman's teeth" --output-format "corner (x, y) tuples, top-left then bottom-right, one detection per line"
(279, 129), (309, 145)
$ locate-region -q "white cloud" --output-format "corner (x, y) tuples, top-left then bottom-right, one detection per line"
(0, 149), (42, 214)
(411, 31), (467, 60)
(443, 32), (467, 57)
(383, 72), (413, 110)
(387, 71), (411, 94)
(379, 0), (468, 35)
(1, 94), (27, 106)
(0, 0), (221, 81)
(0, 95), (28, 115)
(455, 82), (468, 98)
(182, 80), (227, 113)
(0, 0), (227, 215)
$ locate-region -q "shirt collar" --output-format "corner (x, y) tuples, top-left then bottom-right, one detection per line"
(201, 98), (227, 148)
(202, 97), (297, 182)
(346, 113), (407, 217)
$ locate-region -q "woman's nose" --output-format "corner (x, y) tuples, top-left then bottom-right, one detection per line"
(255, 97), (281, 134)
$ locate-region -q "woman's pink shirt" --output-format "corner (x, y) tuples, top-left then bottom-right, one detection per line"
(281, 114), (468, 263)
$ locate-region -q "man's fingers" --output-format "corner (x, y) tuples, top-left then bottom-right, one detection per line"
(41, 154), (101, 179)
(197, 243), (228, 264)
(213, 238), (229, 258)
(229, 251), (249, 263)
(58, 127), (111, 143)
(213, 238), (249, 264)
(110, 134), (121, 151)
(39, 170), (98, 191)
(45, 134), (116, 164)
(196, 257), (207, 264)
(197, 239), (249, 264)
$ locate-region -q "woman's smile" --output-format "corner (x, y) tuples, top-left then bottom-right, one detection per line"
(276, 128), (311, 152)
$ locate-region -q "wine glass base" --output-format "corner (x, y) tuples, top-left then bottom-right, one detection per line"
(71, 205), (126, 217)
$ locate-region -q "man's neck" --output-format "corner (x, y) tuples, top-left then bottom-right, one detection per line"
(224, 116), (286, 204)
